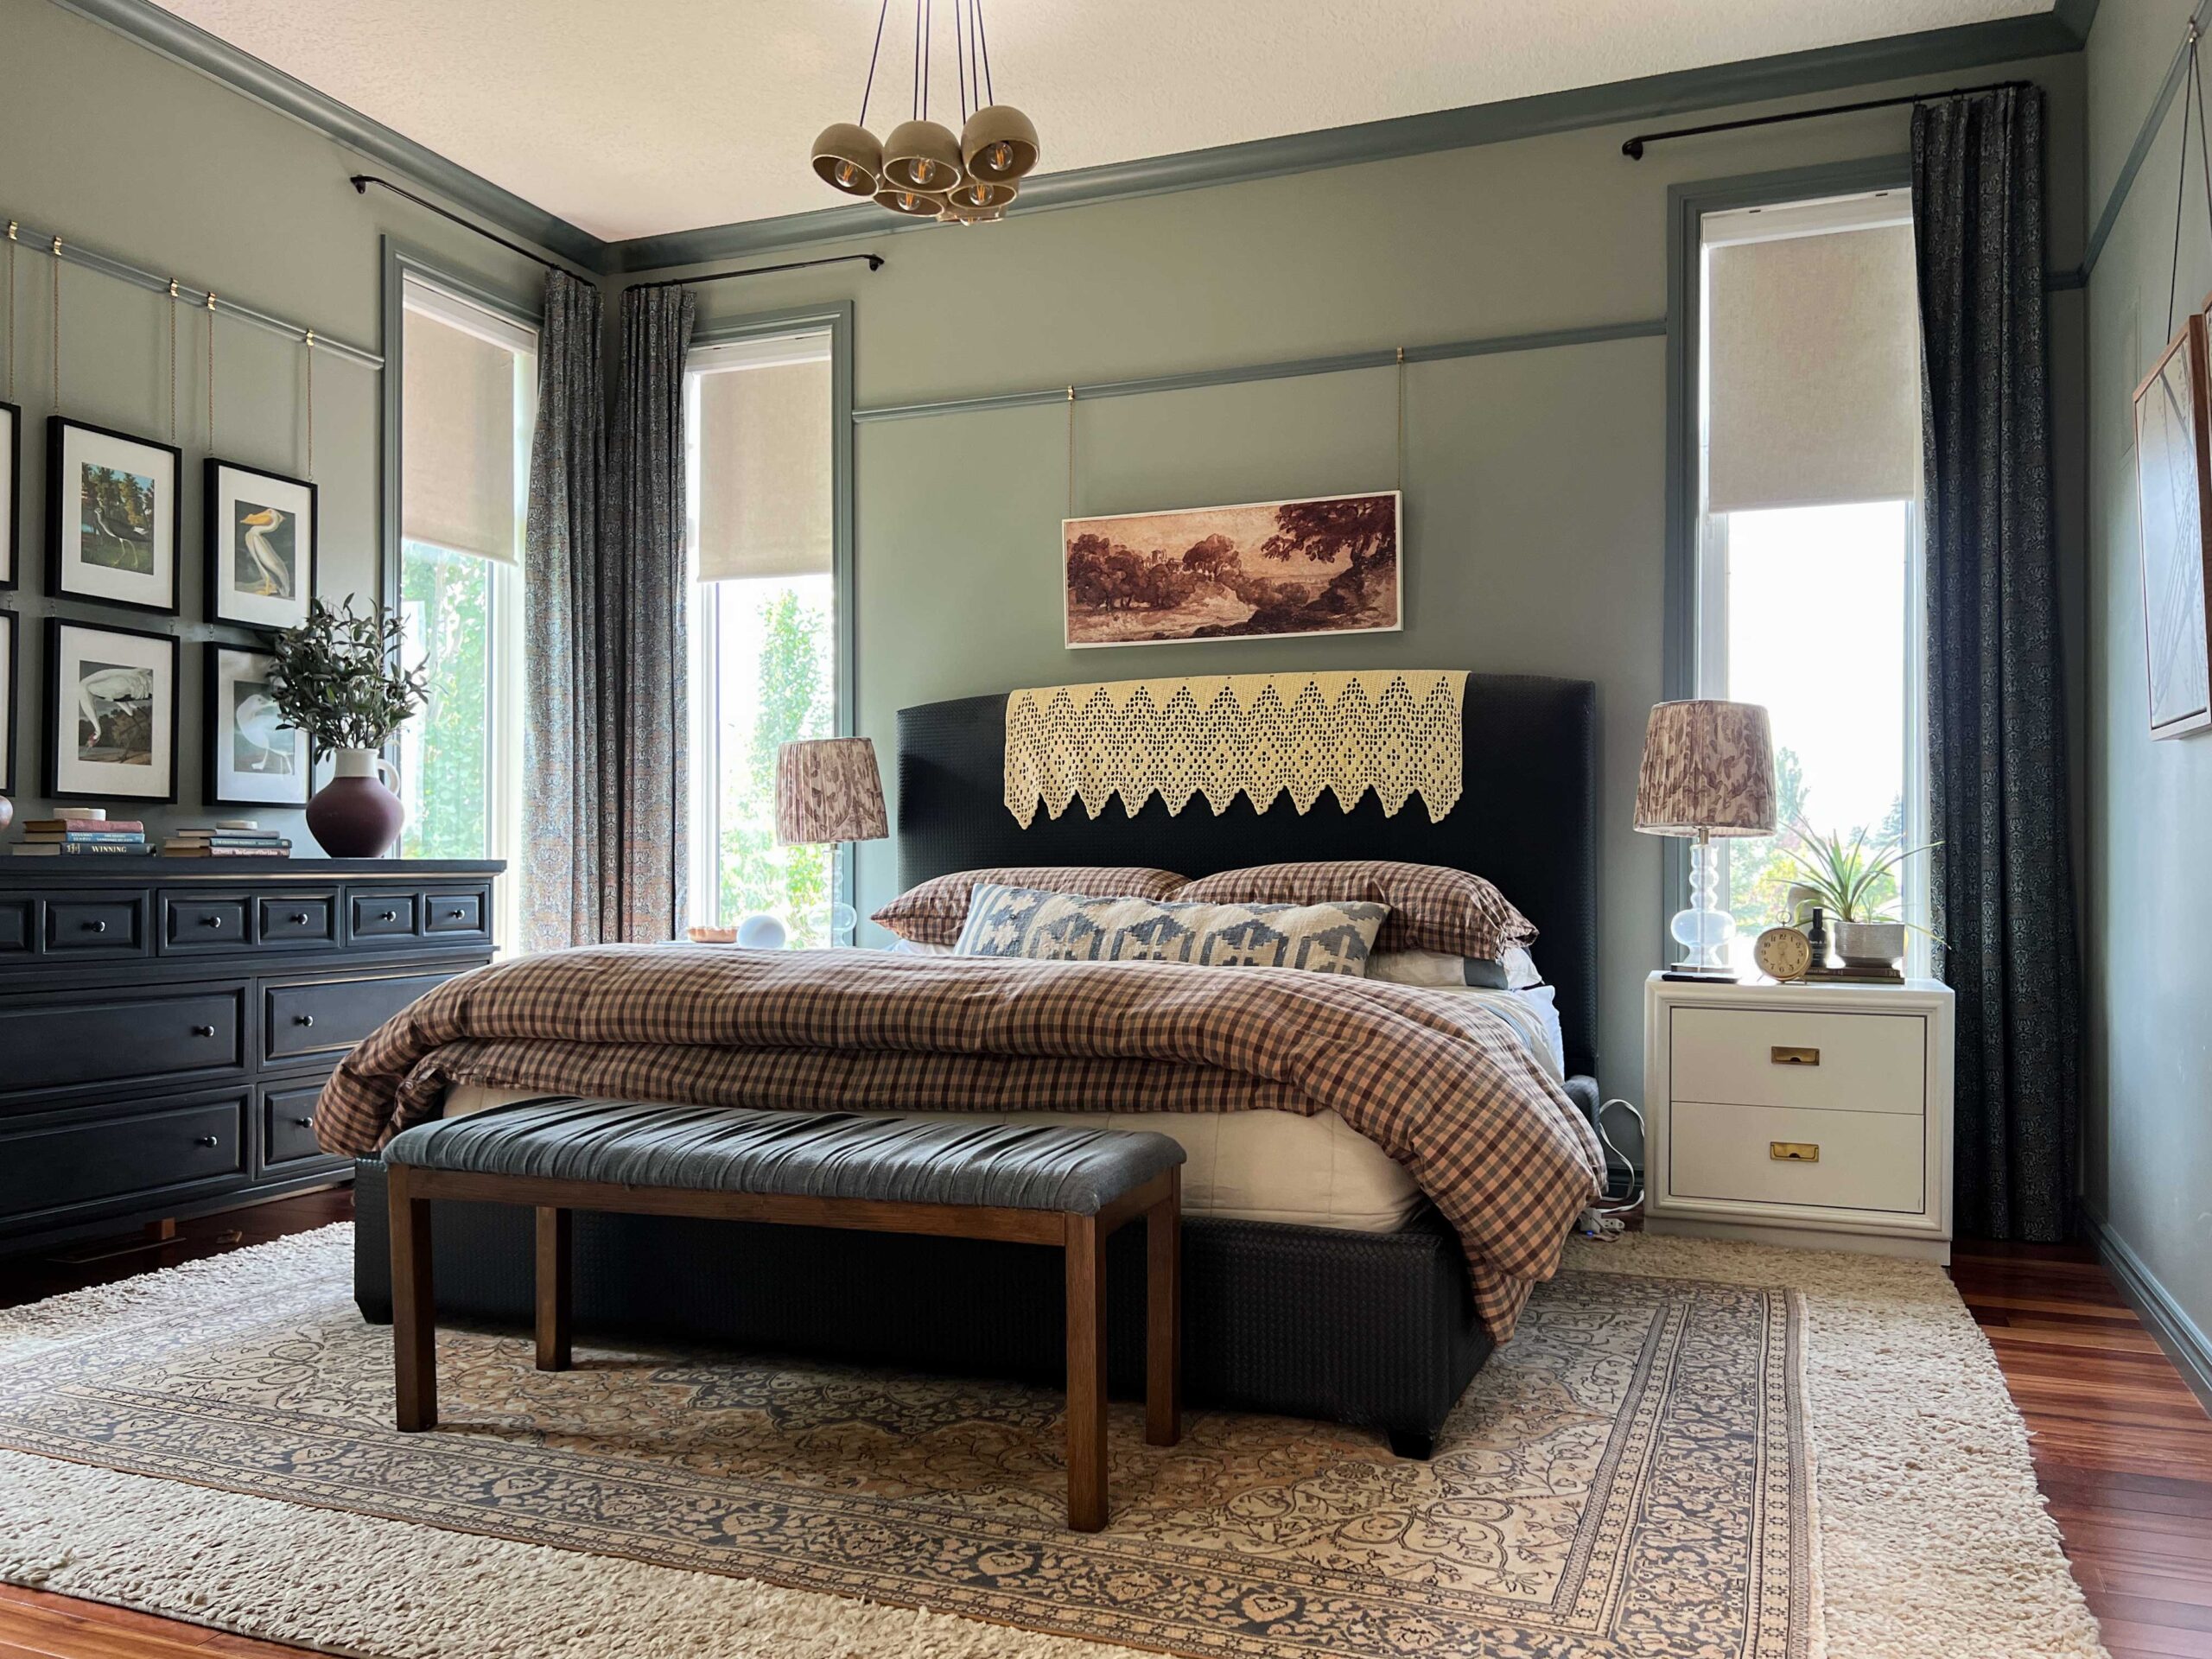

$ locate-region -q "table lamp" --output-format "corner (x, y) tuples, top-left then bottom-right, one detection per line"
(1633, 700), (1777, 980)
(773, 736), (890, 945)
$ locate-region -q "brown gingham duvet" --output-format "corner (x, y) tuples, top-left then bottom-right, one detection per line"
(319, 945), (1605, 1339)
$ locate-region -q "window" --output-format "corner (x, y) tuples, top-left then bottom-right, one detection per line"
(684, 327), (842, 943)
(1694, 188), (1928, 969)
(394, 270), (537, 953)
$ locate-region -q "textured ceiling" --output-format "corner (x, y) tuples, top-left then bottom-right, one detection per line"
(156, 0), (2055, 242)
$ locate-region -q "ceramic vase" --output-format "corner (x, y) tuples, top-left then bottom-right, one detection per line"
(305, 748), (404, 858)
(1833, 919), (1906, 970)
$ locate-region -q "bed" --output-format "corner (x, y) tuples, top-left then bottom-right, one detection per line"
(348, 671), (1603, 1455)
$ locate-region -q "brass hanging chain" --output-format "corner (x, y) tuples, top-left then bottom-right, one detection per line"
(206, 291), (217, 451)
(167, 280), (178, 442)
(1065, 385), (1077, 518)
(1395, 346), (1407, 494)
(49, 237), (60, 414)
(3, 221), (15, 404)
(303, 328), (315, 480)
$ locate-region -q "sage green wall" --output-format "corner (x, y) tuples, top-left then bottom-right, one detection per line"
(644, 52), (2088, 1106)
(0, 0), (550, 845)
(2082, 0), (2212, 1354)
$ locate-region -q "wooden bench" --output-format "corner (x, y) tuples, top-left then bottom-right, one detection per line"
(382, 1097), (1185, 1531)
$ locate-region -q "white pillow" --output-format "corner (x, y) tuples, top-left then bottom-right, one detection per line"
(1367, 945), (1544, 989)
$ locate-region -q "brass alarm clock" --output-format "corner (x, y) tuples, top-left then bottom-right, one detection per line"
(1752, 925), (1814, 982)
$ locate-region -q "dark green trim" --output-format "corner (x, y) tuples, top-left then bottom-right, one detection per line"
(2084, 1205), (2212, 1414)
(609, 13), (2088, 271)
(2080, 0), (2212, 283)
(853, 320), (1666, 424)
(48, 0), (606, 270)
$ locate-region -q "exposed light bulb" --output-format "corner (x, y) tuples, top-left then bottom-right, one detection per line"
(912, 158), (938, 185)
(987, 142), (1013, 172)
(835, 160), (860, 188)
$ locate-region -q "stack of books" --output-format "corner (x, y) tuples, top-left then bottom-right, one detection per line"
(11, 810), (153, 856)
(162, 821), (293, 859)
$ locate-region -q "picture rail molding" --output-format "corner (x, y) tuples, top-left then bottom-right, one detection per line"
(3, 208), (383, 372)
(851, 317), (1669, 423)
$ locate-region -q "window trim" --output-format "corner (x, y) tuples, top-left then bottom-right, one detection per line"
(683, 300), (857, 926)
(1662, 159), (1918, 963)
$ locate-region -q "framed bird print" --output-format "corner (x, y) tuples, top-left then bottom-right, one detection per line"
(205, 458), (316, 629)
(45, 617), (178, 803)
(205, 644), (308, 806)
(1, 401), (20, 591)
(2133, 313), (2212, 738)
(47, 416), (181, 616)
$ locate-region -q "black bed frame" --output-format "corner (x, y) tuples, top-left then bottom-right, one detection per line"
(354, 672), (1599, 1456)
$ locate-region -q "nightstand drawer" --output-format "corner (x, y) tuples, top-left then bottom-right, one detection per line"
(1670, 1100), (1925, 1215)
(1670, 1007), (1925, 1115)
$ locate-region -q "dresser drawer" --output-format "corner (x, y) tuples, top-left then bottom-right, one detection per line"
(44, 894), (149, 957)
(257, 895), (338, 948)
(0, 987), (245, 1095)
(422, 888), (487, 941)
(162, 894), (251, 952)
(266, 971), (453, 1061)
(263, 1080), (331, 1166)
(0, 898), (30, 956)
(1669, 1007), (1926, 1116)
(0, 1096), (248, 1222)
(350, 893), (418, 940)
(1669, 1100), (1925, 1216)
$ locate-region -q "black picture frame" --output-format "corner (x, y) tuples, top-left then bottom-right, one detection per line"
(46, 415), (183, 617)
(204, 456), (318, 630)
(0, 609), (17, 795)
(0, 401), (20, 594)
(43, 615), (180, 804)
(203, 642), (309, 808)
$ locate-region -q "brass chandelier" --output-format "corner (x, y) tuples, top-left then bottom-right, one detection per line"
(810, 0), (1039, 225)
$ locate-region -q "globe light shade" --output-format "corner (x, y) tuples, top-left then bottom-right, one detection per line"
(944, 175), (1017, 212)
(881, 119), (965, 194)
(873, 183), (947, 218)
(962, 105), (1039, 181)
(810, 123), (882, 197)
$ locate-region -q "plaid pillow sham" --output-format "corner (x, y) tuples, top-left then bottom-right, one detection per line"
(1174, 860), (1537, 961)
(873, 865), (1189, 946)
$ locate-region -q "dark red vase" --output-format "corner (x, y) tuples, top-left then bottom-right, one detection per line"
(306, 750), (404, 858)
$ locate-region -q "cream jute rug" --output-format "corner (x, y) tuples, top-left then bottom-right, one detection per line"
(0, 1226), (2102, 1659)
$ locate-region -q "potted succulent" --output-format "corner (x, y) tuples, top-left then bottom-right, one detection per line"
(1781, 823), (1939, 969)
(264, 600), (426, 858)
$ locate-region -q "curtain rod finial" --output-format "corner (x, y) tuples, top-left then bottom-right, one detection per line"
(1621, 137), (1645, 160)
(349, 175), (370, 194)
(867, 254), (885, 270)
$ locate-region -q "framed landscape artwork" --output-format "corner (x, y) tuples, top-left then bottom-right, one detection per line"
(2133, 313), (2212, 739)
(46, 416), (181, 615)
(0, 400), (18, 591)
(44, 616), (178, 803)
(1063, 491), (1402, 649)
(205, 644), (308, 806)
(206, 458), (316, 629)
(0, 610), (16, 794)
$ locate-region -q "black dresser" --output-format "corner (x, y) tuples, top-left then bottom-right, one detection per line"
(0, 859), (501, 1257)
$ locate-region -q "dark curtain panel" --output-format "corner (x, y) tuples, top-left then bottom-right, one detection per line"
(1912, 86), (2081, 1242)
(601, 284), (696, 942)
(521, 269), (608, 953)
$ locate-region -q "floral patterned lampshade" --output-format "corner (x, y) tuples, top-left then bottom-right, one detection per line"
(1633, 700), (1777, 838)
(774, 737), (890, 846)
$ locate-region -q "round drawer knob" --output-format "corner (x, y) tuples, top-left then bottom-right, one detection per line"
(292, 1115), (315, 1128)
(191, 1024), (217, 1037)
(448, 908), (466, 919)
(290, 912), (310, 925)
(194, 1135), (219, 1148)
(200, 915), (224, 929)
(378, 910), (397, 924)
(295, 1014), (315, 1028)
(85, 918), (107, 934)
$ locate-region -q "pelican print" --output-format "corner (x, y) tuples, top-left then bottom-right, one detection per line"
(238, 506), (294, 598)
(76, 665), (155, 759)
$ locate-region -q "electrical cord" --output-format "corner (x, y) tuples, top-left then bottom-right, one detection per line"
(1579, 1096), (1646, 1236)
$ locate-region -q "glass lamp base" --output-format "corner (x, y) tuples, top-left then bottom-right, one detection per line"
(804, 902), (860, 948)
(1670, 836), (1738, 972)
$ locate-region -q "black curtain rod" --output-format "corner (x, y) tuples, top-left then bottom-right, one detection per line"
(351, 175), (584, 275)
(1621, 79), (2031, 158)
(627, 253), (885, 290)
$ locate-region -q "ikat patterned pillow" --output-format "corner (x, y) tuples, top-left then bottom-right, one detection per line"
(951, 884), (1388, 976)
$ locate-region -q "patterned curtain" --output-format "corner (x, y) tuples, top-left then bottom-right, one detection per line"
(1912, 87), (2081, 1242)
(521, 270), (608, 953)
(601, 284), (697, 942)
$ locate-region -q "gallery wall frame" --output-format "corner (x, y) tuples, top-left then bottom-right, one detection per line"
(203, 642), (308, 807)
(0, 402), (19, 593)
(2132, 309), (2212, 741)
(205, 457), (317, 630)
(0, 608), (17, 795)
(43, 614), (180, 804)
(45, 415), (182, 617)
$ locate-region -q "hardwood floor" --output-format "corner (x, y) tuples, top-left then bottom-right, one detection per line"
(0, 1203), (2203, 1657)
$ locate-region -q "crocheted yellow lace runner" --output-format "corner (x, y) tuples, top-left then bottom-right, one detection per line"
(1005, 670), (1469, 826)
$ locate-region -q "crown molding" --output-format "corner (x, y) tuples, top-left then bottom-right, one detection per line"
(608, 7), (2092, 274)
(45, 0), (607, 270)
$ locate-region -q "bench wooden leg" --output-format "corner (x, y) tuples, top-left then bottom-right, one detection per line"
(389, 1165), (437, 1432)
(535, 1205), (572, 1372)
(1147, 1166), (1181, 1448)
(1065, 1211), (1109, 1532)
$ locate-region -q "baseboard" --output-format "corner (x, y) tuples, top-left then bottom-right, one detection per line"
(2083, 1208), (2212, 1414)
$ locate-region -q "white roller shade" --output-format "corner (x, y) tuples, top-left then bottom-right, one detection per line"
(694, 346), (831, 583)
(402, 285), (523, 563)
(1706, 219), (1921, 515)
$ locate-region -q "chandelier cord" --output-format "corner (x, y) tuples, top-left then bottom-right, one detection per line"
(954, 0), (969, 123)
(911, 0), (922, 122)
(977, 0), (995, 105)
(857, 0), (890, 127)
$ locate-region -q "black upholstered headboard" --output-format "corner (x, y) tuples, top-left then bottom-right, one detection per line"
(894, 673), (1599, 1082)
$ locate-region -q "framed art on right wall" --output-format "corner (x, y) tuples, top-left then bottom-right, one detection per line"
(0, 609), (16, 794)
(0, 400), (18, 592)
(2133, 312), (2212, 739)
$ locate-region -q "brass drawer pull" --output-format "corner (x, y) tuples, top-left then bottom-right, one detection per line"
(1770, 1141), (1820, 1162)
(1770, 1046), (1820, 1066)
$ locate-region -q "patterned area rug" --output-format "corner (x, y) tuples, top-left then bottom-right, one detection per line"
(0, 1226), (1813, 1659)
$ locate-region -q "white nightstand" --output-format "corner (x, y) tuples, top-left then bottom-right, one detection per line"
(1643, 972), (1955, 1262)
